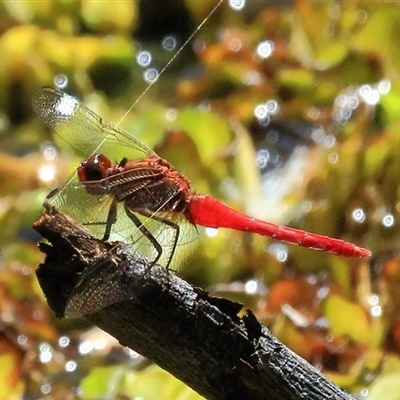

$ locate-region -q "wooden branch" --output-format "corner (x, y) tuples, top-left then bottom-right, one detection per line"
(33, 205), (355, 400)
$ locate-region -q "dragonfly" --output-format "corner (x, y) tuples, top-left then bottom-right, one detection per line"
(33, 86), (371, 272)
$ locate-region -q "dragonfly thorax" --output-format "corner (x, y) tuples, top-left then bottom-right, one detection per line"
(78, 154), (192, 218)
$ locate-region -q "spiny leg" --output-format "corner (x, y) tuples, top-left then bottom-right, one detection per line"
(123, 203), (164, 267)
(74, 199), (117, 240)
(103, 200), (118, 241)
(130, 207), (181, 292)
(135, 208), (181, 271)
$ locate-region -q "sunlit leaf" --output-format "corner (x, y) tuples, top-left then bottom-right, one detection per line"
(80, 365), (125, 398)
(175, 107), (232, 165)
(81, 0), (137, 32)
(81, 364), (204, 400)
(365, 355), (400, 400)
(277, 68), (315, 93)
(323, 295), (370, 345)
(123, 364), (204, 400)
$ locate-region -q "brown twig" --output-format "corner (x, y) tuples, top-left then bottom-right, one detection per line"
(33, 204), (355, 400)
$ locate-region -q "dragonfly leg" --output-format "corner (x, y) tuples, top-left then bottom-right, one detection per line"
(103, 200), (118, 241)
(123, 203), (164, 266)
(135, 209), (180, 271)
(124, 204), (181, 270)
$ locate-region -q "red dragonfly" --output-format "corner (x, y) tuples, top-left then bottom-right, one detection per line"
(33, 87), (371, 270)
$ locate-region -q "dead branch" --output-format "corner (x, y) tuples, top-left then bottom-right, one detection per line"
(33, 205), (355, 400)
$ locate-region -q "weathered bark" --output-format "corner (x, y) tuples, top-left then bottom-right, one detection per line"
(33, 205), (355, 400)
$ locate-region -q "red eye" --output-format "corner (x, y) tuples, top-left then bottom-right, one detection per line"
(77, 154), (112, 182)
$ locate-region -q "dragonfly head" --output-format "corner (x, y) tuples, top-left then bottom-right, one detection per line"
(78, 154), (112, 182)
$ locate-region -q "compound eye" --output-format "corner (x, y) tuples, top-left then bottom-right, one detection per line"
(78, 154), (112, 182)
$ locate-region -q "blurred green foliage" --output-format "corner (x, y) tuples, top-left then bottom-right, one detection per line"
(1, 0), (400, 398)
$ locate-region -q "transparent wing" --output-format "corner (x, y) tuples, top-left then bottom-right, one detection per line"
(35, 86), (199, 269)
(65, 248), (149, 318)
(48, 177), (199, 269)
(65, 255), (134, 318)
(32, 86), (157, 161)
